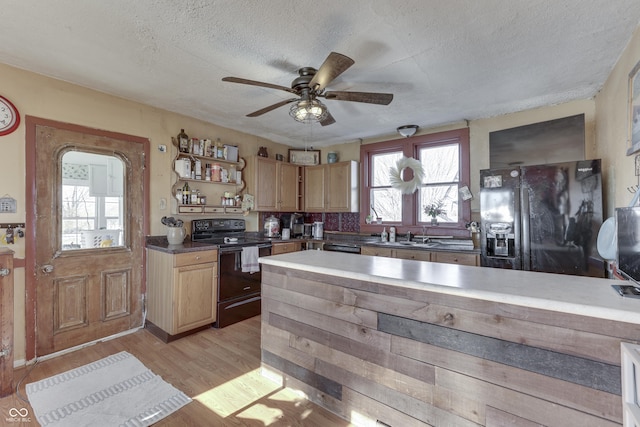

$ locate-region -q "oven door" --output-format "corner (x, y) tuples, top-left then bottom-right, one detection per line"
(218, 245), (271, 301)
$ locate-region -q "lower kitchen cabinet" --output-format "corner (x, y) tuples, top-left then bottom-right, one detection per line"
(392, 248), (432, 261)
(361, 246), (478, 265)
(271, 241), (303, 255)
(361, 246), (393, 257)
(433, 251), (479, 266)
(146, 249), (218, 341)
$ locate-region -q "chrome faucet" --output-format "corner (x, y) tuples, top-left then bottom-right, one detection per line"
(406, 231), (412, 242)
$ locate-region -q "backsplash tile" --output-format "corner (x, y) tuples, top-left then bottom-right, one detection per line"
(261, 211), (361, 233)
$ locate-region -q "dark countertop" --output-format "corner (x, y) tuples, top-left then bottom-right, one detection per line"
(145, 236), (219, 254)
(145, 233), (480, 254)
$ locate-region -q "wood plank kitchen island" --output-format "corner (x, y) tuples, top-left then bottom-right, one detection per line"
(259, 251), (640, 427)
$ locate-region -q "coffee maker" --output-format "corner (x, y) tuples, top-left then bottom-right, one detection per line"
(281, 213), (304, 238)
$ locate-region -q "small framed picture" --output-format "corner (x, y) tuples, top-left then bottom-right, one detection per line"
(289, 149), (321, 166)
(458, 186), (473, 201)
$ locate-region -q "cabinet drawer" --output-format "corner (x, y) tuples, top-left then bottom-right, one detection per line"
(178, 205), (204, 214)
(433, 252), (479, 266)
(361, 246), (392, 257)
(173, 250), (218, 267)
(204, 206), (225, 213)
(272, 242), (301, 255)
(393, 248), (431, 261)
(225, 207), (243, 214)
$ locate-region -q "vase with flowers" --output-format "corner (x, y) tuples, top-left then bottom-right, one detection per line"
(424, 201), (444, 225)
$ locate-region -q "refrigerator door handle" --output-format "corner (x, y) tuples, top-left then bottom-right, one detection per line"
(521, 187), (531, 270)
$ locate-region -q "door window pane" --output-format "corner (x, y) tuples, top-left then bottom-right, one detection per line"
(61, 151), (125, 250)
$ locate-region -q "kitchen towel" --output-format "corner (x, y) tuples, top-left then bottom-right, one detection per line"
(241, 246), (260, 273)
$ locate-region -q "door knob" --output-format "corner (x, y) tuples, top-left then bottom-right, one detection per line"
(41, 264), (54, 274)
(0, 267), (9, 276)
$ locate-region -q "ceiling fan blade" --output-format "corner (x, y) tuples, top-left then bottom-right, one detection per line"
(323, 91), (393, 105)
(309, 52), (355, 92)
(320, 111), (336, 126)
(222, 76), (297, 94)
(246, 98), (298, 117)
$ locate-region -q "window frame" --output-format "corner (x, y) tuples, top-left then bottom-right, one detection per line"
(360, 128), (471, 236)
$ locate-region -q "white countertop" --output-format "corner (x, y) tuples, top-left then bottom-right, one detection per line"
(260, 251), (640, 324)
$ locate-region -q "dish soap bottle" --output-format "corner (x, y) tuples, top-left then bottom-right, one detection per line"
(389, 226), (396, 243)
(381, 227), (388, 242)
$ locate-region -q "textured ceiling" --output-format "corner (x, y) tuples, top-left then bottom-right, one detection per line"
(1, 1), (639, 148)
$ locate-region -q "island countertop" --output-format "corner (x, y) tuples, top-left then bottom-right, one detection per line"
(260, 250), (640, 324)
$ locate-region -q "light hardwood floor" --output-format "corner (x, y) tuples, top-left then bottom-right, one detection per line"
(0, 316), (353, 426)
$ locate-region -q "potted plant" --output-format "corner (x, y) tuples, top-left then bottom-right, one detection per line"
(424, 201), (444, 225)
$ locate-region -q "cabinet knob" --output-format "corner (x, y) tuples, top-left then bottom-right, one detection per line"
(195, 256), (201, 260)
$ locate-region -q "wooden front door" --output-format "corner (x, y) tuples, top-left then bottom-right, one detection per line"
(30, 122), (147, 357)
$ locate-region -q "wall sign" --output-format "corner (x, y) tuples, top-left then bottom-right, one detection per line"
(0, 195), (17, 213)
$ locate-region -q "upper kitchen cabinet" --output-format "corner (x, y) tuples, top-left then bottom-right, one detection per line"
(304, 160), (359, 212)
(248, 156), (301, 212)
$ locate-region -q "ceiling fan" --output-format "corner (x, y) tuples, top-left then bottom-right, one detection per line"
(222, 52), (393, 126)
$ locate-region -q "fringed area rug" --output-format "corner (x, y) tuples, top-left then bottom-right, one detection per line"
(26, 351), (191, 427)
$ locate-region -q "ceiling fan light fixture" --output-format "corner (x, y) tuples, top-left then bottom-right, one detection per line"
(397, 125), (419, 138)
(290, 99), (328, 123)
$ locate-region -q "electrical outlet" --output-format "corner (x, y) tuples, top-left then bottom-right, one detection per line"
(159, 198), (167, 210)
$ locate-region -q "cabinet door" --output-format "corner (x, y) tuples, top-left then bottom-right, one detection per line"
(254, 157), (277, 211)
(433, 252), (479, 266)
(278, 162), (300, 211)
(327, 162), (356, 212)
(393, 248), (432, 261)
(304, 165), (326, 211)
(173, 263), (217, 333)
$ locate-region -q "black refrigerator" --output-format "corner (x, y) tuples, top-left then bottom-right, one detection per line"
(479, 159), (604, 277)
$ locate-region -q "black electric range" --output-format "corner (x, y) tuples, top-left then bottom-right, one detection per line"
(191, 218), (271, 328)
(191, 218), (270, 249)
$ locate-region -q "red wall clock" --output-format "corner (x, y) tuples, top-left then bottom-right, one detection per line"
(0, 95), (20, 136)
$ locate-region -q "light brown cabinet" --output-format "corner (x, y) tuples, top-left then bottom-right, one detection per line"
(361, 245), (479, 266)
(432, 251), (479, 266)
(392, 248), (432, 261)
(249, 157), (301, 212)
(271, 241), (303, 255)
(304, 161), (358, 212)
(146, 249), (218, 340)
(361, 246), (393, 257)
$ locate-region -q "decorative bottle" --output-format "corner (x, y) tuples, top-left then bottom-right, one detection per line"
(177, 129), (189, 153)
(381, 227), (388, 242)
(182, 182), (190, 205)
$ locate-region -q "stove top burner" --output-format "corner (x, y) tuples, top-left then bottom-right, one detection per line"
(191, 218), (271, 250)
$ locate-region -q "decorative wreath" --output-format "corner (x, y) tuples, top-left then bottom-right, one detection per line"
(389, 156), (425, 194)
